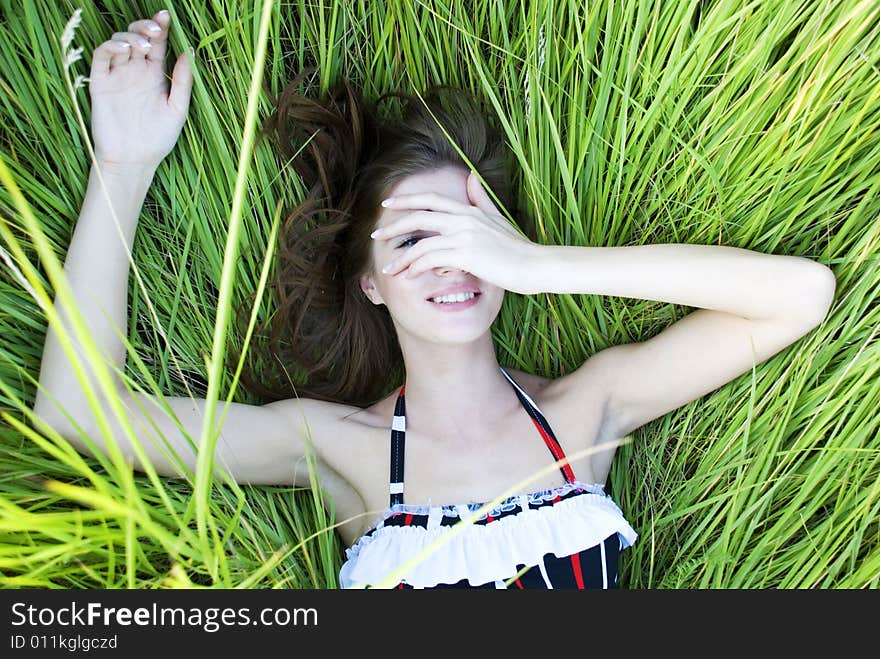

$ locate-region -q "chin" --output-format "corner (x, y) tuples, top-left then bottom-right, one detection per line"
(429, 327), (492, 345)
(395, 314), (495, 346)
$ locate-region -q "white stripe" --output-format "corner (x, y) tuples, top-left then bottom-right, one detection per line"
(600, 539), (608, 589)
(389, 482), (404, 495)
(392, 415), (406, 431)
(500, 367), (540, 410)
(519, 494), (530, 513)
(494, 579), (507, 589)
(427, 507), (443, 531)
(538, 557), (554, 589)
(614, 535), (620, 585)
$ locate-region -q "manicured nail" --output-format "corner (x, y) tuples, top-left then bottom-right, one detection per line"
(370, 229), (381, 238)
(381, 198), (394, 207)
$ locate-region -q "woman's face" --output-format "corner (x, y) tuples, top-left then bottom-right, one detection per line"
(359, 165), (505, 345)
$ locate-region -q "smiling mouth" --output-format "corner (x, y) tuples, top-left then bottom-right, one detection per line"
(427, 292), (481, 305)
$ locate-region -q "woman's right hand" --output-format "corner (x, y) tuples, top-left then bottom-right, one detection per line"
(88, 9), (193, 170)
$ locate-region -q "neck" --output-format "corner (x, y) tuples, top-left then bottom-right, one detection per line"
(396, 333), (519, 446)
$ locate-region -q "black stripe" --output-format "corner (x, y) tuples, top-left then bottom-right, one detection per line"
(389, 388), (406, 506)
(579, 538), (606, 588)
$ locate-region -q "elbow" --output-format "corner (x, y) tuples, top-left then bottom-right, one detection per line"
(31, 396), (79, 444)
(31, 393), (97, 453)
(801, 263), (836, 327)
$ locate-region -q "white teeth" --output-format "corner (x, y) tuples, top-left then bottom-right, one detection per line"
(431, 291), (476, 304)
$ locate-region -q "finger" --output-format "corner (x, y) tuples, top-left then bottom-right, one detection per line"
(381, 192), (476, 216)
(91, 39), (131, 76)
(126, 18), (165, 61)
(403, 250), (462, 279)
(372, 210), (461, 241)
(382, 235), (454, 276)
(110, 31), (153, 60)
(466, 170), (498, 214)
(127, 18), (162, 39)
(168, 49), (194, 115)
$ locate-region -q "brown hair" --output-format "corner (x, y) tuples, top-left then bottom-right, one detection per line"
(236, 67), (535, 408)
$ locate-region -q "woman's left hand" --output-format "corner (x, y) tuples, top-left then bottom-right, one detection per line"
(372, 171), (544, 295)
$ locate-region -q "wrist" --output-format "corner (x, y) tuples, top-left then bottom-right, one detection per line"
(90, 160), (157, 199)
(84, 161), (157, 228)
(526, 244), (557, 294)
(528, 244), (585, 295)
(92, 159), (158, 184)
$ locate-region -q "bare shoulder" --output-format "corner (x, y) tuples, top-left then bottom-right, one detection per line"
(266, 396), (376, 541)
(269, 394), (363, 425)
(506, 359), (618, 483)
(505, 360), (609, 413)
(545, 353), (620, 443)
(503, 366), (554, 397)
(266, 395), (366, 452)
(505, 363), (610, 439)
(269, 393), (389, 486)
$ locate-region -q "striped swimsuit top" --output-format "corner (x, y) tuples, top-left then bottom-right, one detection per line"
(338, 366), (638, 589)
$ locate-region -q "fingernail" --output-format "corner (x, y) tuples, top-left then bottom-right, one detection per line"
(370, 229), (381, 238)
(159, 9), (170, 17)
(149, 25), (161, 33)
(381, 198), (394, 207)
(381, 264), (390, 273)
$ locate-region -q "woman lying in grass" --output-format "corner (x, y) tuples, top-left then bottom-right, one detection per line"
(32, 9), (836, 589)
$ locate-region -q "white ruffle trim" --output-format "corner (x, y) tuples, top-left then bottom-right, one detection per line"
(339, 486), (638, 589)
(377, 480), (605, 519)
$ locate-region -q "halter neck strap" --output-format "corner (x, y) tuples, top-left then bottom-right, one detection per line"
(388, 367), (575, 506)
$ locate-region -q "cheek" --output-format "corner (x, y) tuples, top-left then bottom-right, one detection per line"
(487, 288), (506, 314)
(492, 290), (506, 309)
(373, 272), (409, 306)
(372, 246), (394, 274)
(367, 247), (380, 272)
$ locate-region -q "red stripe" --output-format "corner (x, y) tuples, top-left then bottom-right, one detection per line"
(529, 416), (576, 482)
(398, 583), (404, 589)
(486, 515), (494, 523)
(571, 553), (586, 589)
(404, 514), (413, 526)
(515, 577), (524, 590)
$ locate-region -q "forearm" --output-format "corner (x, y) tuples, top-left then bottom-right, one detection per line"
(33, 162), (156, 425)
(531, 243), (835, 322)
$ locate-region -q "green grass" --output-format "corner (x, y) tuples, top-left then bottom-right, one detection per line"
(1, 0), (878, 588)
